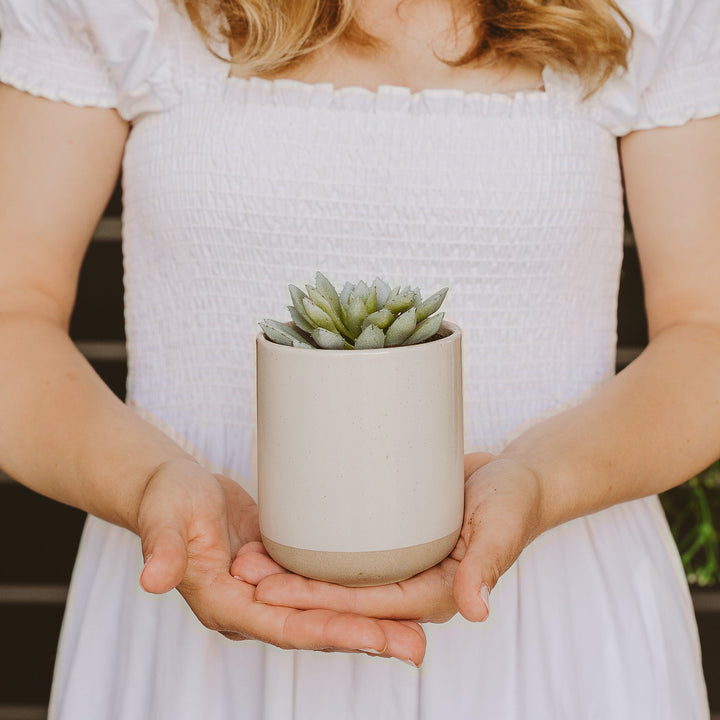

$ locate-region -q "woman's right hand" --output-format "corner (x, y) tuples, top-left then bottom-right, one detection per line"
(135, 458), (426, 665)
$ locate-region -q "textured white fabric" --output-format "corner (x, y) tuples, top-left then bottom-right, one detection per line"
(1, 0), (720, 129)
(590, 0), (720, 134)
(0, 0), (717, 718)
(0, 0), (178, 119)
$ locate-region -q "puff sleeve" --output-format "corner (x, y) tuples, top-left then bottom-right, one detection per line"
(591, 0), (720, 136)
(0, 0), (177, 121)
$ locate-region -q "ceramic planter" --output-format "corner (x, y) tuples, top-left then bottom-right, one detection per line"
(255, 320), (464, 586)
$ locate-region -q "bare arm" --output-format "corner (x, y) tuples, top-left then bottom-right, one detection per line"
(0, 84), (426, 663)
(0, 83), (193, 531)
(498, 115), (720, 528)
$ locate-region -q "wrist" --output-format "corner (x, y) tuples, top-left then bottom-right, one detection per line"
(129, 455), (200, 535)
(494, 447), (563, 537)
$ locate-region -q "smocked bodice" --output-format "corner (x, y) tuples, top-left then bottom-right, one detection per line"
(121, 71), (624, 465)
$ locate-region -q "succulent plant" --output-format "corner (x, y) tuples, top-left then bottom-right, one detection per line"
(259, 272), (448, 350)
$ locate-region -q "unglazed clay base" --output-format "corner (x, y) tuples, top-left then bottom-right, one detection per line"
(261, 528), (461, 587)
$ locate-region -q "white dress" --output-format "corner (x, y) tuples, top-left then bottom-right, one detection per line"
(1, 1), (719, 717)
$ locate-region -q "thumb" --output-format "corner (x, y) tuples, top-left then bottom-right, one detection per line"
(452, 534), (497, 623)
(452, 501), (524, 623)
(454, 457), (543, 622)
(139, 517), (189, 595)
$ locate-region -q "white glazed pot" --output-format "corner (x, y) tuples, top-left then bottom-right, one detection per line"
(256, 320), (464, 586)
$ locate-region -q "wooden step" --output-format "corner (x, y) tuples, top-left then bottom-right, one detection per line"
(0, 483), (85, 585)
(69, 239), (124, 342)
(0, 605), (65, 704)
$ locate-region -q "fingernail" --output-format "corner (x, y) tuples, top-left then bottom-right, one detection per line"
(143, 554), (153, 568)
(403, 658), (419, 668)
(359, 647), (382, 655)
(479, 583), (491, 617)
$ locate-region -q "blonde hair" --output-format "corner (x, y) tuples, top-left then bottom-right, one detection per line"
(179, 0), (633, 96)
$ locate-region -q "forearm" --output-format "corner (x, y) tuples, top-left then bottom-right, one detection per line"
(0, 311), (196, 533)
(500, 322), (720, 531)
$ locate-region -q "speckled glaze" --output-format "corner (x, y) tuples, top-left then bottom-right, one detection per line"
(256, 321), (464, 585)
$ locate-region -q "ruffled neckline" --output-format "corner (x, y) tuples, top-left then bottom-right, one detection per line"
(223, 73), (559, 117)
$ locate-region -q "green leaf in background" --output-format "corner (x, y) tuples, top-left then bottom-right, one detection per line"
(660, 460), (720, 586)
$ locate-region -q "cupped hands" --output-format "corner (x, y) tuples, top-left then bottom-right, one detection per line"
(232, 452), (548, 636)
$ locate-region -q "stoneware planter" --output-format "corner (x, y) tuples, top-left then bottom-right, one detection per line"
(256, 320), (464, 586)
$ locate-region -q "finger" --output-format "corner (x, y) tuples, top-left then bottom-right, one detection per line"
(278, 614), (425, 666)
(396, 619), (426, 635)
(393, 619), (427, 659)
(452, 509), (523, 622)
(464, 452), (496, 479)
(231, 547), (288, 584)
(140, 525), (188, 594)
(255, 560), (457, 623)
(254, 572), (404, 614)
(455, 459), (542, 621)
(233, 541), (268, 557)
(452, 540), (493, 622)
(199, 573), (428, 662)
(449, 532), (468, 562)
(205, 573), (389, 652)
(375, 619), (426, 667)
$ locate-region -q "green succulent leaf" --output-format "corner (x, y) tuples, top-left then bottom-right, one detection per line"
(384, 286), (400, 306)
(365, 285), (377, 314)
(346, 295), (369, 338)
(371, 277), (392, 308)
(265, 276), (449, 350)
(289, 285), (312, 324)
(354, 323), (385, 349)
(259, 319), (313, 347)
(258, 321), (292, 346)
(361, 307), (394, 330)
(415, 287), (448, 322)
(385, 291), (417, 314)
(311, 327), (348, 349)
(337, 282), (354, 324)
(384, 306), (417, 346)
(350, 280), (370, 304)
(306, 286), (353, 338)
(302, 297), (337, 333)
(339, 281), (354, 308)
(402, 312), (444, 346)
(287, 305), (315, 333)
(314, 272), (344, 316)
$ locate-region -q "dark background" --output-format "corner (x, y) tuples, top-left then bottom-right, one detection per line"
(0, 181), (718, 719)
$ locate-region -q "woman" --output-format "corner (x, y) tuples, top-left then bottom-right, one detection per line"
(0, 0), (717, 717)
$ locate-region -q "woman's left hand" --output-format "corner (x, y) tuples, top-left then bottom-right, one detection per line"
(231, 452), (547, 627)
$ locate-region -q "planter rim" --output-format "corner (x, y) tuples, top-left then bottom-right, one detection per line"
(257, 319), (461, 356)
